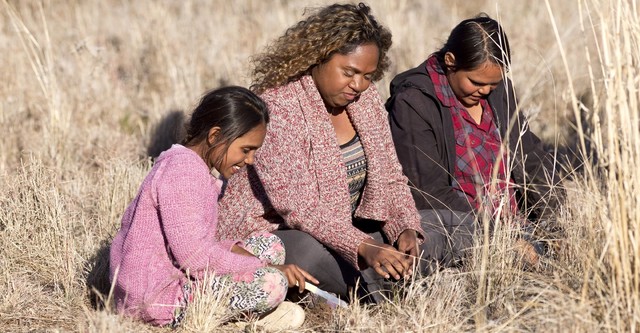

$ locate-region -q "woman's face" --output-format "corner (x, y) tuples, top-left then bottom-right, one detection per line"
(212, 123), (267, 179)
(445, 52), (504, 108)
(312, 43), (379, 109)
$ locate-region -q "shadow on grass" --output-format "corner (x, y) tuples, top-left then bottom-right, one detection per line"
(147, 110), (185, 160)
(86, 240), (112, 311)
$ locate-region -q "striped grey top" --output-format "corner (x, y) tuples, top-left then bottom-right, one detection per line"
(340, 134), (368, 214)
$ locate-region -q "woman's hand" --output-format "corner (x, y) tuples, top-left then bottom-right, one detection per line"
(357, 238), (412, 280)
(270, 264), (319, 293)
(396, 229), (419, 275)
(396, 229), (419, 257)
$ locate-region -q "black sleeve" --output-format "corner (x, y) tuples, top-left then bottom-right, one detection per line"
(388, 88), (474, 212)
(504, 81), (565, 221)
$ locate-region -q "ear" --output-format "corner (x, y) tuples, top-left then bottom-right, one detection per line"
(444, 52), (456, 68)
(206, 126), (221, 146)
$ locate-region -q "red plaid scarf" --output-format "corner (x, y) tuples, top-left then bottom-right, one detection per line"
(426, 55), (517, 217)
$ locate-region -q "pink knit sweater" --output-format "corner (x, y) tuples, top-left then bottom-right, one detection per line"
(218, 76), (423, 268)
(109, 144), (264, 325)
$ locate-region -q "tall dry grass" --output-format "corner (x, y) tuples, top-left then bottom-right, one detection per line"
(0, 0), (638, 332)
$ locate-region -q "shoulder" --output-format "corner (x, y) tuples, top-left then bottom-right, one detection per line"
(389, 60), (434, 95)
(158, 145), (203, 165)
(154, 145), (209, 180)
(488, 78), (516, 115)
(387, 63), (439, 111)
(386, 82), (439, 117)
(260, 77), (306, 106)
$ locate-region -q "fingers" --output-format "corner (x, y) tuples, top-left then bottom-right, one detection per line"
(359, 239), (413, 279)
(297, 267), (319, 285)
(276, 264), (319, 292)
(291, 266), (309, 292)
(372, 262), (390, 279)
(291, 268), (306, 292)
(397, 230), (418, 256)
(374, 248), (412, 280)
(288, 266), (306, 292)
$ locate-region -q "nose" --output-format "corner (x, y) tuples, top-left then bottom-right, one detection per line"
(244, 151), (256, 165)
(349, 75), (368, 93)
(478, 85), (491, 96)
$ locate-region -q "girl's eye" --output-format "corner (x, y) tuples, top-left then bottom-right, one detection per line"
(344, 71), (354, 77)
(364, 74), (372, 81)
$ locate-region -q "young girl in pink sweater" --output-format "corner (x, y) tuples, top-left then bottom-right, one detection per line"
(109, 86), (317, 328)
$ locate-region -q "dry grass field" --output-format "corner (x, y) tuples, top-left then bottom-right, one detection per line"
(1, 0), (639, 332)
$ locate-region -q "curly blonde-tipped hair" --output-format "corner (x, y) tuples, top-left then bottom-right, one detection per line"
(251, 2), (392, 94)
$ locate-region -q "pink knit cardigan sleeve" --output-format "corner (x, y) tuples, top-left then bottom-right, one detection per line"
(155, 150), (264, 278)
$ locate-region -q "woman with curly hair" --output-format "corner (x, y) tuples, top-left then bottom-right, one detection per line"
(217, 3), (427, 302)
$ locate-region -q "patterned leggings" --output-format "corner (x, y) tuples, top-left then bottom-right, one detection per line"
(171, 232), (288, 327)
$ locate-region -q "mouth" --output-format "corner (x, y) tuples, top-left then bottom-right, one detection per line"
(229, 165), (242, 175)
(344, 92), (359, 101)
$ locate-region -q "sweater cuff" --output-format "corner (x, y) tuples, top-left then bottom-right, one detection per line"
(383, 216), (425, 245)
(348, 233), (374, 270)
(220, 239), (267, 269)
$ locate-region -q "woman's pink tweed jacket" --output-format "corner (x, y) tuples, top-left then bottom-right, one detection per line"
(218, 75), (423, 268)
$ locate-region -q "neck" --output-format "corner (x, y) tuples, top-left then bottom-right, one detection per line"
(326, 105), (346, 115)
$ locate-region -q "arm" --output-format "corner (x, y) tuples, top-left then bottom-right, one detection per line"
(501, 80), (564, 221)
(363, 87), (425, 247)
(156, 154), (264, 279)
(387, 88), (474, 212)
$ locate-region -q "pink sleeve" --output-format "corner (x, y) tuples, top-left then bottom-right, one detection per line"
(370, 86), (424, 242)
(155, 153), (265, 278)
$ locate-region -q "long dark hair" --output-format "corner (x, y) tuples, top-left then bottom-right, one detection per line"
(434, 13), (511, 72)
(181, 86), (269, 169)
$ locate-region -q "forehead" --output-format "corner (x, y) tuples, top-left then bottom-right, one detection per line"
(232, 123), (266, 145)
(466, 61), (503, 82)
(328, 43), (379, 72)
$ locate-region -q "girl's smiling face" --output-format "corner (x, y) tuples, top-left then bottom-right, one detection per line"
(211, 123), (267, 179)
(444, 52), (504, 108)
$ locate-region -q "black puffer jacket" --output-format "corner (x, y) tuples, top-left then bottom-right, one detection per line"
(386, 60), (562, 220)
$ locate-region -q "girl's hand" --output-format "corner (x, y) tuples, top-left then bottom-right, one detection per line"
(358, 238), (412, 280)
(269, 264), (319, 292)
(231, 244), (255, 257)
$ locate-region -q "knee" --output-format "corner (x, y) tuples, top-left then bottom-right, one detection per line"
(244, 232), (287, 265)
(260, 267), (288, 311)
